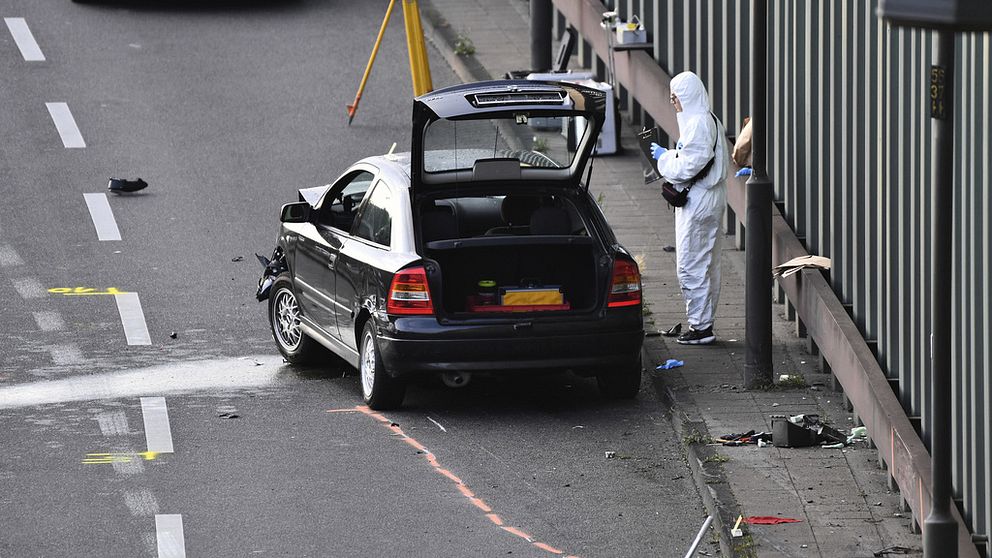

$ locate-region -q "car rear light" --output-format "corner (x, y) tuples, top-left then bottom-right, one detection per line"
(387, 266), (435, 315)
(608, 257), (642, 308)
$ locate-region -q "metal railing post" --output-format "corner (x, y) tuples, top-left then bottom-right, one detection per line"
(923, 28), (957, 558)
(531, 0), (553, 72)
(745, 0), (774, 388)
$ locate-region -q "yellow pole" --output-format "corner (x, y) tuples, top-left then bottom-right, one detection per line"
(403, 0), (433, 97)
(347, 0), (397, 125)
(410, 0), (433, 93)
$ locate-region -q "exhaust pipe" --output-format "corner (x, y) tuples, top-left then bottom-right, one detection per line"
(441, 371), (472, 388)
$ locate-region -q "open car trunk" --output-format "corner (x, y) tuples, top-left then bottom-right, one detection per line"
(424, 236), (603, 317)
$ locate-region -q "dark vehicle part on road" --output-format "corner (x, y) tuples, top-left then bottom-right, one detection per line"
(257, 80), (644, 409)
(107, 177), (148, 194)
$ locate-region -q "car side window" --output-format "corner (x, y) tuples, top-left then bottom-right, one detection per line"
(316, 170), (376, 233)
(352, 181), (392, 248)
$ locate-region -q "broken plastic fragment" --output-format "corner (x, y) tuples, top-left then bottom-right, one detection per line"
(661, 323), (682, 337)
(107, 177), (148, 194)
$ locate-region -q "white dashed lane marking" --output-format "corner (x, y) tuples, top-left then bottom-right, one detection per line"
(140, 397), (174, 453)
(45, 344), (86, 366)
(32, 311), (65, 331)
(45, 102), (86, 148)
(155, 514), (186, 558)
(0, 244), (24, 266)
(13, 277), (45, 299)
(83, 193), (122, 241)
(114, 292), (151, 346)
(4, 18), (45, 61)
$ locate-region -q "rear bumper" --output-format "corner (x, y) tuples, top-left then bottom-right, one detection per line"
(377, 311), (643, 376)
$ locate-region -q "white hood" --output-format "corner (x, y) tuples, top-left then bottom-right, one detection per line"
(656, 71), (728, 189)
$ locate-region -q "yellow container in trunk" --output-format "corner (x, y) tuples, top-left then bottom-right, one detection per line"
(500, 287), (564, 306)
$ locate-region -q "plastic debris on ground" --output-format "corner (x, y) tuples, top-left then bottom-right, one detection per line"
(744, 516), (802, 525)
(717, 430), (772, 446)
(771, 414), (859, 448)
(655, 358), (684, 370)
(661, 323), (682, 337)
(730, 515), (744, 537)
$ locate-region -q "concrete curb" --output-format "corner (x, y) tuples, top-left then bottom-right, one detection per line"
(419, 2), (494, 83)
(644, 341), (750, 558)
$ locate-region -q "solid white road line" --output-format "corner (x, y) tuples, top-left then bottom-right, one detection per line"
(45, 102), (86, 148)
(32, 311), (65, 331)
(83, 193), (122, 241)
(140, 397), (174, 453)
(4, 18), (45, 61)
(115, 292), (152, 345)
(155, 514), (186, 558)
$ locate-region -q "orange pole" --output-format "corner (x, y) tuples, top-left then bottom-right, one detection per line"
(347, 0), (397, 125)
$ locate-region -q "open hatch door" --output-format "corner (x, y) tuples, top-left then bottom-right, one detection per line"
(410, 80), (606, 197)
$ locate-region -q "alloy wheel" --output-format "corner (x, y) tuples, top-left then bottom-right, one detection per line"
(361, 330), (376, 398)
(273, 288), (302, 350)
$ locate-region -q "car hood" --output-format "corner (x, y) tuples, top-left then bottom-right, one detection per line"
(411, 80), (606, 197)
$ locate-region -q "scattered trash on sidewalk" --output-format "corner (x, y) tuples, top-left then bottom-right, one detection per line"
(847, 426), (868, 444)
(605, 451), (616, 459)
(107, 177), (148, 194)
(772, 254), (831, 278)
(661, 323), (682, 337)
(730, 515), (744, 537)
(662, 245), (676, 252)
(772, 414), (847, 448)
(169, 331), (177, 339)
(231, 256), (245, 262)
(744, 516), (802, 525)
(218, 412), (240, 419)
(656, 359), (684, 370)
(718, 430), (772, 446)
(873, 546), (920, 556)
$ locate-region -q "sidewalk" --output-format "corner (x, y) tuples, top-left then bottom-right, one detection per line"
(419, 1), (923, 556)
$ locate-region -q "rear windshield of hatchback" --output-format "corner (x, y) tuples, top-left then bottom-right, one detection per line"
(422, 115), (588, 173)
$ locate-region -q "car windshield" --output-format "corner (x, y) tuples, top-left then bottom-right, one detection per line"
(422, 114), (586, 173)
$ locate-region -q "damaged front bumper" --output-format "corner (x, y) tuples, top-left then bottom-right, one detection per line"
(255, 246), (287, 302)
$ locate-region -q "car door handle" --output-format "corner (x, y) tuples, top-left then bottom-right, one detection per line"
(327, 253), (337, 268)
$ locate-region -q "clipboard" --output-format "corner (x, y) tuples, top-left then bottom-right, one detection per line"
(637, 127), (663, 184)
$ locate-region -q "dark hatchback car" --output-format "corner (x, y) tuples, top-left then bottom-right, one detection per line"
(257, 80), (644, 409)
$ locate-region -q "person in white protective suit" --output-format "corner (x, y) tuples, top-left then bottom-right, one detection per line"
(649, 71), (728, 345)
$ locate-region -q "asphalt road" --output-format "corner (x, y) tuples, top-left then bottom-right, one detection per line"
(0, 1), (704, 556)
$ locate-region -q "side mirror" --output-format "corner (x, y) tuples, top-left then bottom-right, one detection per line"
(280, 202), (311, 223)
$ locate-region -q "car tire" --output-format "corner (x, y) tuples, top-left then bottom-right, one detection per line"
(597, 356), (642, 399)
(268, 275), (322, 364)
(359, 321), (406, 410)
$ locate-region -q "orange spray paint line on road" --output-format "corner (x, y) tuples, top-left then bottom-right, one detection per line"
(332, 404), (580, 557)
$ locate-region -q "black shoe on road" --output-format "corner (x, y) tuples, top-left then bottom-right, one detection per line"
(676, 326), (715, 345)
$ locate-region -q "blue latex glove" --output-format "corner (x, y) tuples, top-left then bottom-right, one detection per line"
(655, 359), (684, 370)
(650, 142), (667, 160)
(735, 167), (753, 177)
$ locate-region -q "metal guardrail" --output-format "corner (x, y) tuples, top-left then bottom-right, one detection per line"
(549, 1), (991, 555)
